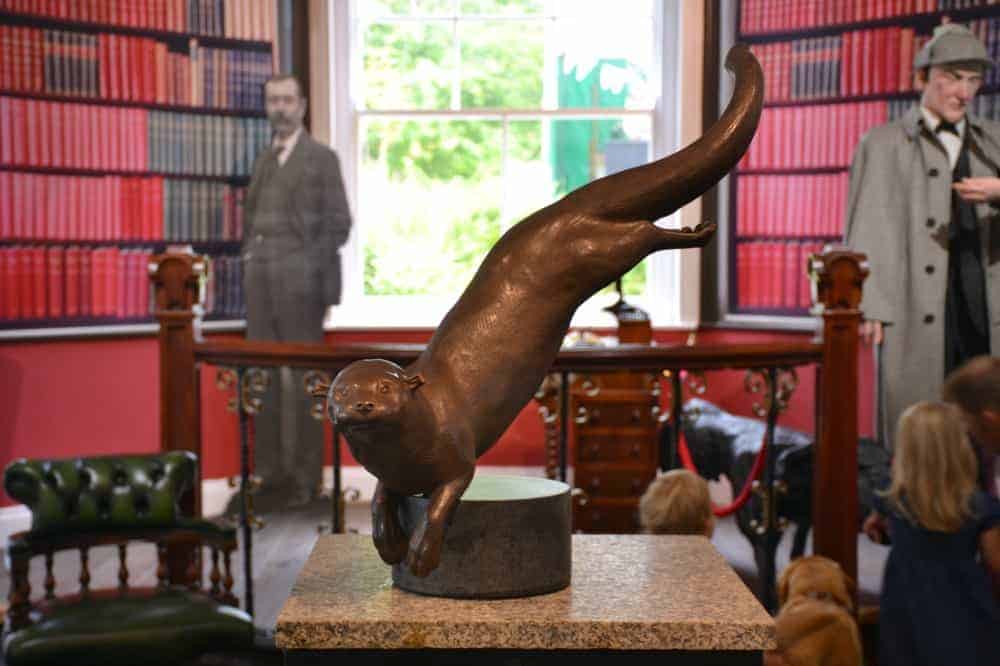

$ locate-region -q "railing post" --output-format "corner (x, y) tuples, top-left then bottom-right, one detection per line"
(809, 245), (869, 585)
(150, 250), (207, 584)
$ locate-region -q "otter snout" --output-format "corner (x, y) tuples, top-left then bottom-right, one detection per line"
(354, 400), (376, 414)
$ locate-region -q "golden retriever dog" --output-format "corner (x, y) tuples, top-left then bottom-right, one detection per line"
(763, 556), (862, 666)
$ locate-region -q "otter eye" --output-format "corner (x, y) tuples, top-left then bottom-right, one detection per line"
(379, 383), (390, 394)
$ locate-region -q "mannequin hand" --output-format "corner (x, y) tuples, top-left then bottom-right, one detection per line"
(953, 177), (1000, 203)
(860, 320), (883, 346)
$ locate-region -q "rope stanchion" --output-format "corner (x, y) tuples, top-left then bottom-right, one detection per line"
(677, 429), (768, 517)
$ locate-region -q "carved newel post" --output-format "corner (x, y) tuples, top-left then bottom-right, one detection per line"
(809, 245), (869, 585)
(149, 250), (207, 584)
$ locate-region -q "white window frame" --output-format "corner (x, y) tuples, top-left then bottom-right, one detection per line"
(324, 0), (690, 331)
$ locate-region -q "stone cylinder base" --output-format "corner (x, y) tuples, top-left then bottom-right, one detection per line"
(392, 475), (571, 599)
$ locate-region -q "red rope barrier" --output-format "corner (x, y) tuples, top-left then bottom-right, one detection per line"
(677, 429), (768, 518)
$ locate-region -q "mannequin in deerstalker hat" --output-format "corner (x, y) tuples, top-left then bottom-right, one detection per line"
(845, 21), (1000, 452)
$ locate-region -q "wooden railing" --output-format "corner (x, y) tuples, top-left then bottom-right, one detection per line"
(150, 247), (868, 611)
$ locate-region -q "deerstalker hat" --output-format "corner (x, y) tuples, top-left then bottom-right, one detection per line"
(914, 23), (993, 70)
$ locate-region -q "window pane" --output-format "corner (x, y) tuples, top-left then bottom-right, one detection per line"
(360, 119), (504, 296)
(359, 0), (458, 18)
(459, 20), (544, 109)
(506, 116), (652, 295)
(362, 21), (455, 110)
(458, 0), (544, 15)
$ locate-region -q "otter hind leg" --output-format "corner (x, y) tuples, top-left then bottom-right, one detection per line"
(372, 480), (408, 564)
(647, 221), (717, 252)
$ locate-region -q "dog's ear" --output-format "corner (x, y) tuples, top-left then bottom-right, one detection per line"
(777, 558), (799, 607)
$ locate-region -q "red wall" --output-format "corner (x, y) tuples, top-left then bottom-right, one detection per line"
(0, 327), (876, 506)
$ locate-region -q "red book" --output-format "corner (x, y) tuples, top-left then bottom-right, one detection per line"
(90, 247), (104, 316)
(737, 243), (750, 308)
(5, 248), (21, 320)
(64, 245), (80, 317)
(30, 246), (44, 318)
(0, 171), (9, 238)
(80, 247), (96, 317)
(46, 245), (63, 318)
(112, 247), (123, 318)
(19, 246), (34, 319)
(783, 241), (799, 308)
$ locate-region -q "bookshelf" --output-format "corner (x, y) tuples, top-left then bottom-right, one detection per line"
(0, 0), (278, 336)
(716, 0), (1000, 324)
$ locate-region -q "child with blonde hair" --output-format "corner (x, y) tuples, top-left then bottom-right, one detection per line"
(638, 469), (714, 537)
(876, 401), (1000, 666)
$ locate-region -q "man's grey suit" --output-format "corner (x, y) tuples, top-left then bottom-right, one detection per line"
(242, 131), (351, 508)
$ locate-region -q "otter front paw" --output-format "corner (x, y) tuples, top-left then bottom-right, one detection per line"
(655, 221), (717, 249)
(373, 513), (408, 564)
(371, 492), (408, 564)
(405, 527), (443, 578)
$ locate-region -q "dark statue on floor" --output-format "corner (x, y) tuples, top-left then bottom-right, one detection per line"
(321, 46), (763, 577)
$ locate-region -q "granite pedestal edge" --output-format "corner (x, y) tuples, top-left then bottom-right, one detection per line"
(276, 534), (775, 664)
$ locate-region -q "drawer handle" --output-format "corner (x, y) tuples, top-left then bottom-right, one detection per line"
(574, 406), (589, 425)
(631, 478), (642, 492)
(590, 444), (601, 457)
(590, 477), (601, 489)
(571, 487), (589, 506)
(631, 443), (641, 457)
(631, 408), (642, 422)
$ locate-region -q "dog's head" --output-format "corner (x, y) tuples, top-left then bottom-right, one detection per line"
(777, 555), (855, 613)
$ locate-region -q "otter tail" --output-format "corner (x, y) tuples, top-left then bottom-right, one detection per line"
(568, 45), (763, 223)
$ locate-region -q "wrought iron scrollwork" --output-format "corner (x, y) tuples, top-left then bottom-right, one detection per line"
(215, 368), (239, 413)
(240, 368), (270, 415)
(303, 370), (333, 421)
(744, 367), (799, 418)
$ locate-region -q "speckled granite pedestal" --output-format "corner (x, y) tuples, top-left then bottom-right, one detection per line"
(276, 534), (775, 665)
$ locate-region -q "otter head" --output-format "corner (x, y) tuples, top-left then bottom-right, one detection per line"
(326, 359), (424, 433)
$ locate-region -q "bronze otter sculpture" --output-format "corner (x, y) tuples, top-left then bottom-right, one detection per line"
(325, 46), (763, 577)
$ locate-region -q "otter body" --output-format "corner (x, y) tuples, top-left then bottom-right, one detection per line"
(328, 46), (763, 577)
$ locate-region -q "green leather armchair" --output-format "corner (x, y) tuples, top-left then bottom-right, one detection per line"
(2, 451), (254, 666)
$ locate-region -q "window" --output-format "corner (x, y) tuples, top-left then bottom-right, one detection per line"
(329, 0), (685, 328)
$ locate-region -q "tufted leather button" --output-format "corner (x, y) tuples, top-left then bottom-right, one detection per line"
(925, 265), (935, 274)
(97, 494), (112, 520)
(113, 467), (129, 487)
(928, 168), (939, 177)
(924, 314), (935, 324)
(134, 494), (151, 517)
(926, 217), (936, 228)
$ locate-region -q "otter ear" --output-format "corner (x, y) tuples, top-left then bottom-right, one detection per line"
(405, 373), (425, 391)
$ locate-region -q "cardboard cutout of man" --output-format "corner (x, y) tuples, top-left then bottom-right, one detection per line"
(845, 24), (1000, 447)
(240, 74), (352, 511)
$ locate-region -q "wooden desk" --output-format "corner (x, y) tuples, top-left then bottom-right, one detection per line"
(275, 534), (775, 665)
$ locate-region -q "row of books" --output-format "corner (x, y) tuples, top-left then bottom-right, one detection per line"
(203, 253), (244, 319)
(740, 0), (997, 35)
(887, 90), (1000, 120)
(753, 28), (929, 101)
(0, 26), (273, 110)
(0, 96), (270, 176)
(0, 245), (154, 320)
(735, 173), (848, 238)
(0, 0), (277, 42)
(739, 101), (888, 170)
(0, 245), (243, 321)
(0, 172), (246, 241)
(148, 110), (269, 176)
(735, 241), (823, 310)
